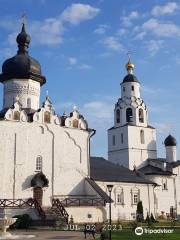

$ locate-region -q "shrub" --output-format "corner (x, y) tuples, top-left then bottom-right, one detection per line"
(100, 232), (109, 240)
(136, 201), (144, 222)
(11, 214), (32, 229)
(150, 213), (156, 223)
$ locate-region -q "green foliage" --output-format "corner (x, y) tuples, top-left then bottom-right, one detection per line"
(100, 231), (109, 240)
(11, 214), (32, 229)
(150, 213), (156, 223)
(145, 213), (150, 222)
(136, 201), (144, 222)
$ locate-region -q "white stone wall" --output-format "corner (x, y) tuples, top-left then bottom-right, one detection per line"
(121, 81), (140, 99)
(146, 175), (178, 218)
(0, 120), (90, 206)
(108, 125), (157, 169)
(3, 79), (40, 110)
(66, 207), (106, 223)
(97, 181), (155, 221)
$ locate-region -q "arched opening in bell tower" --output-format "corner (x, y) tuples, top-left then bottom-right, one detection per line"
(116, 109), (120, 123)
(139, 109), (144, 123)
(126, 108), (133, 122)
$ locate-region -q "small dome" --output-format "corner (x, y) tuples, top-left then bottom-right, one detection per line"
(125, 59), (134, 71)
(0, 23), (46, 86)
(164, 134), (177, 146)
(16, 23), (31, 48)
(123, 74), (139, 83)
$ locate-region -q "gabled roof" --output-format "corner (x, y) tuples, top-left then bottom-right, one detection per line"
(90, 157), (155, 184)
(85, 177), (112, 203)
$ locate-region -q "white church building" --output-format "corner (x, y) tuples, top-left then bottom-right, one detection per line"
(0, 22), (179, 224)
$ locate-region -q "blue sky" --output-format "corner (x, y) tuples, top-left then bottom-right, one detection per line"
(0, 0), (180, 159)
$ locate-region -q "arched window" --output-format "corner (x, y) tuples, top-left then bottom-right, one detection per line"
(14, 111), (20, 121)
(27, 98), (31, 108)
(140, 130), (145, 144)
(139, 109), (144, 123)
(44, 111), (50, 123)
(131, 86), (134, 91)
(36, 156), (42, 171)
(72, 119), (78, 128)
(116, 109), (120, 124)
(126, 108), (133, 122)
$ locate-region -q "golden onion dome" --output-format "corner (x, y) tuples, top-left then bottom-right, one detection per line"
(126, 60), (134, 70)
(125, 52), (135, 71)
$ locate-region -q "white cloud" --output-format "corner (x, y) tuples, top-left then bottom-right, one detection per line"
(94, 24), (109, 34)
(68, 57), (77, 65)
(136, 18), (180, 39)
(81, 99), (114, 125)
(121, 11), (139, 27)
(78, 64), (92, 70)
(61, 3), (100, 25)
(0, 4), (100, 46)
(116, 28), (127, 36)
(103, 36), (124, 51)
(67, 57), (92, 70)
(146, 40), (164, 56)
(152, 2), (178, 16)
(0, 47), (15, 60)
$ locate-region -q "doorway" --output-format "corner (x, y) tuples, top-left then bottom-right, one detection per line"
(33, 187), (43, 206)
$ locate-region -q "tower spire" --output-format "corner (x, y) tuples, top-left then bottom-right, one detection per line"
(16, 14), (31, 54)
(125, 51), (135, 74)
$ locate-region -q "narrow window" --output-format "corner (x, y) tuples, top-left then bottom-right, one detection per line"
(112, 135), (116, 146)
(126, 108), (133, 122)
(133, 194), (138, 204)
(131, 86), (134, 91)
(72, 119), (78, 128)
(14, 111), (20, 121)
(36, 156), (42, 171)
(139, 109), (144, 123)
(117, 193), (122, 204)
(116, 109), (120, 124)
(140, 130), (145, 144)
(121, 133), (123, 144)
(44, 111), (50, 123)
(162, 179), (168, 190)
(123, 87), (125, 92)
(27, 98), (31, 108)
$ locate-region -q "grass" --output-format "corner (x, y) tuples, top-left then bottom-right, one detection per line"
(104, 228), (180, 240)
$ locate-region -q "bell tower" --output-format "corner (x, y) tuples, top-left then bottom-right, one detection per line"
(108, 55), (157, 170)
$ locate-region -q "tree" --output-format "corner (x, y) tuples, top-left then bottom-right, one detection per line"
(150, 213), (156, 223)
(136, 201), (144, 222)
(145, 213), (150, 223)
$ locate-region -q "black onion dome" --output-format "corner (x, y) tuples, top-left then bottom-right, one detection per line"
(164, 134), (177, 146)
(0, 23), (46, 86)
(123, 74), (139, 83)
